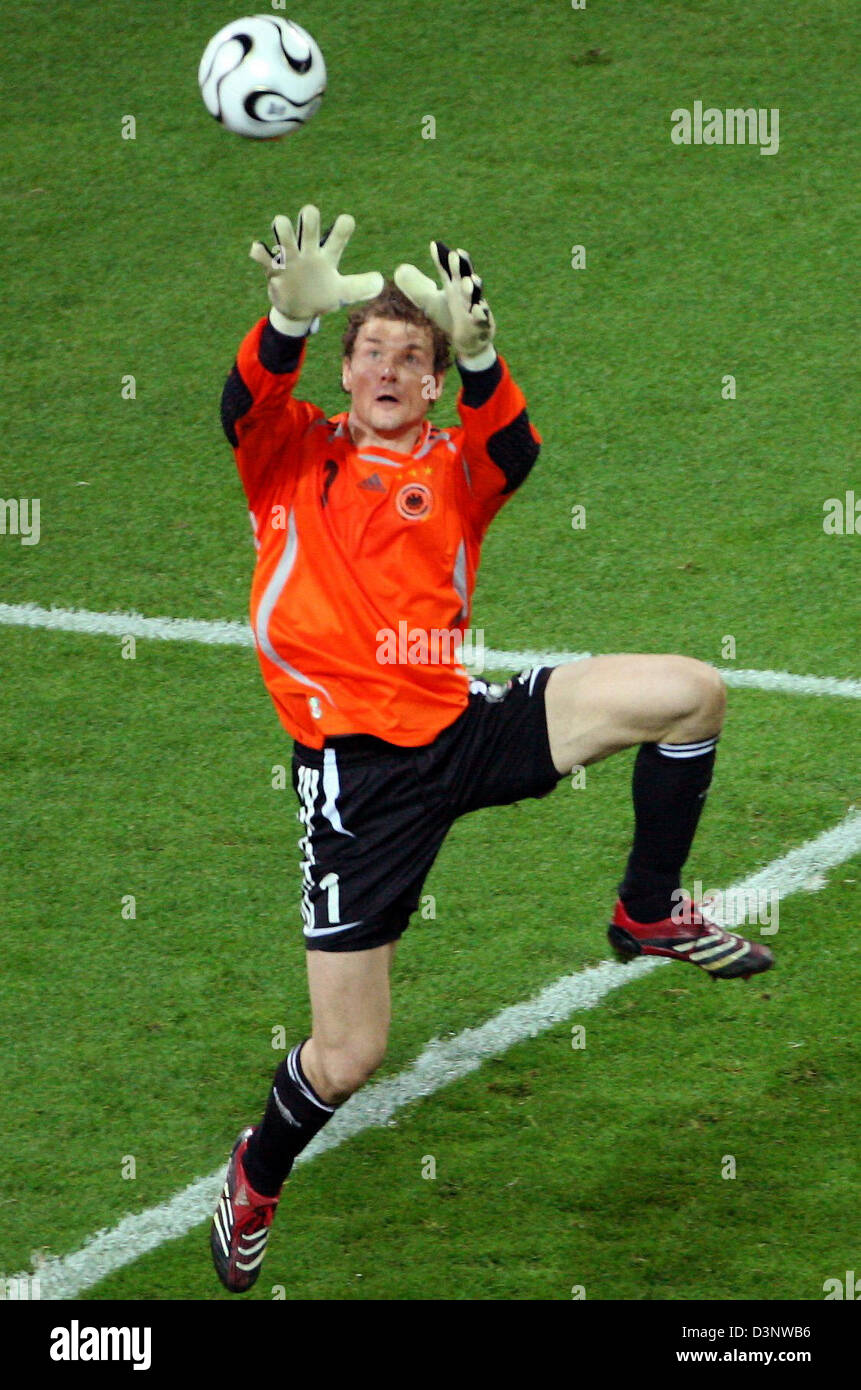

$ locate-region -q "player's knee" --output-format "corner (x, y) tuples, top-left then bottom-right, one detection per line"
(316, 1042), (386, 1104)
(692, 659), (726, 726)
(668, 656), (726, 728)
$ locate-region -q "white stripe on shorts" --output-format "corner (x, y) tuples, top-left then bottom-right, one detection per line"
(321, 748), (354, 837)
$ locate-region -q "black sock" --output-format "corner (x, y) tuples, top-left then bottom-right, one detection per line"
(619, 737), (718, 923)
(243, 1041), (336, 1197)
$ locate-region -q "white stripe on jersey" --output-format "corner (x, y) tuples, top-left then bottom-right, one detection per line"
(357, 451), (404, 468)
(255, 508), (332, 702)
(452, 540), (468, 624)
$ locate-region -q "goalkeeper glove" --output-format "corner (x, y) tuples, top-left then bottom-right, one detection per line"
(394, 241), (496, 367)
(250, 204), (384, 336)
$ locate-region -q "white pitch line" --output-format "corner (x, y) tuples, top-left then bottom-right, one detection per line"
(0, 602), (253, 650)
(15, 807), (861, 1301)
(1, 602), (860, 700)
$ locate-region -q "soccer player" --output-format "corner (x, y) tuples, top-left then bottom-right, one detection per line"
(210, 205), (774, 1292)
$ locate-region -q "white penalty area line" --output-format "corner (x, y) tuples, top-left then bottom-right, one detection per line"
(1, 602), (860, 701)
(15, 807), (861, 1301)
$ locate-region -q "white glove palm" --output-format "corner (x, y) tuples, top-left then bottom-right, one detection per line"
(250, 205), (384, 335)
(394, 241), (496, 365)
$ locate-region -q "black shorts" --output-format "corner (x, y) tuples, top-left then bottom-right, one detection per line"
(291, 667), (563, 952)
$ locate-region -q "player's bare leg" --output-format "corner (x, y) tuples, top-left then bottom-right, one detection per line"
(544, 654), (773, 980)
(544, 653), (725, 771)
(301, 942), (396, 1104)
(243, 940), (394, 1181)
(211, 943), (394, 1292)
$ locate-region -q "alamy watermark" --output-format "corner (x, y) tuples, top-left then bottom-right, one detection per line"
(822, 491), (859, 534)
(822, 1270), (859, 1299)
(670, 102), (779, 156)
(376, 622), (485, 674)
(50, 1322), (151, 1370)
(672, 881), (779, 935)
(0, 1274), (41, 1300)
(1, 497), (40, 545)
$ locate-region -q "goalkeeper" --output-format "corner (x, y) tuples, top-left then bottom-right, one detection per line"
(210, 205), (774, 1293)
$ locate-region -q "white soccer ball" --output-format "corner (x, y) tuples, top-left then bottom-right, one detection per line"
(198, 14), (326, 139)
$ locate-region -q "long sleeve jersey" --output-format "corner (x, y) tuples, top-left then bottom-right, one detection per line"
(221, 316), (541, 749)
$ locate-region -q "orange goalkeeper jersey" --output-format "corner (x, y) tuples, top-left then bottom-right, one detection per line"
(221, 316), (541, 749)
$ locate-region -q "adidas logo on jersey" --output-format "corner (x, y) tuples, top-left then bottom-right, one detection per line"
(359, 473), (386, 493)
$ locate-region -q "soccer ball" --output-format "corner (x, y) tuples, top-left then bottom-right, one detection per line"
(198, 14), (326, 139)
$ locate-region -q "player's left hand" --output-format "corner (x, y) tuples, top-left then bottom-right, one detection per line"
(250, 204), (384, 335)
(395, 242), (496, 365)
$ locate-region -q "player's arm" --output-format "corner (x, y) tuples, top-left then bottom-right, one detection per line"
(223, 205), (383, 500)
(394, 242), (540, 537)
(222, 314), (313, 459)
(455, 346), (541, 538)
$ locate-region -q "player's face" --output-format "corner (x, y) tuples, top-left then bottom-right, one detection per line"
(342, 318), (443, 446)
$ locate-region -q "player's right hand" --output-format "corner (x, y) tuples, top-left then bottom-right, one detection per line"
(250, 205), (384, 335)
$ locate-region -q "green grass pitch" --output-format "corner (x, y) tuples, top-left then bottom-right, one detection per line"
(1, 0), (857, 1302)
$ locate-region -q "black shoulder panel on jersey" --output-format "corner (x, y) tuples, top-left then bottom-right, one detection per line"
(221, 363), (253, 447)
(487, 409), (540, 496)
(259, 321), (306, 375)
(457, 356), (503, 409)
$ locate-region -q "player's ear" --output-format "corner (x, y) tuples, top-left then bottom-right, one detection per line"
(341, 355), (353, 394)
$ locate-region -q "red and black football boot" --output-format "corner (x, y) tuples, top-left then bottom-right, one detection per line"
(608, 896), (774, 981)
(210, 1127), (281, 1293)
